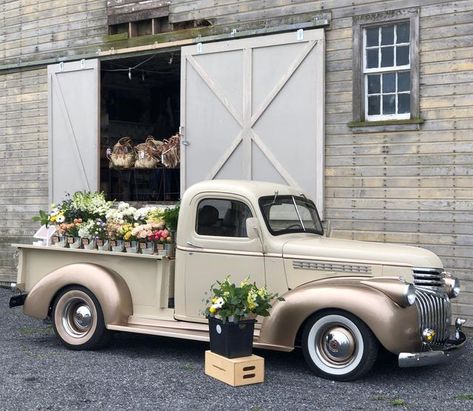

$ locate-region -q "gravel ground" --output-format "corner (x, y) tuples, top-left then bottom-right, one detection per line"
(0, 287), (472, 411)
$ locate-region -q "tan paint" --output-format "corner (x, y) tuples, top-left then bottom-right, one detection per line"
(259, 277), (421, 354)
(24, 263), (132, 326)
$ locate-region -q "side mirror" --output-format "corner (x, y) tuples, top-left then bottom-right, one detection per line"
(246, 217), (261, 240)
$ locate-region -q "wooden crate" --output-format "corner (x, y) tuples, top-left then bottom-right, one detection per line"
(204, 350), (264, 387)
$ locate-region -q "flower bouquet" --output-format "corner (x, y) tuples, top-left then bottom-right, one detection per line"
(78, 219), (107, 250)
(57, 219), (82, 249)
(120, 223), (138, 253)
(204, 277), (283, 358)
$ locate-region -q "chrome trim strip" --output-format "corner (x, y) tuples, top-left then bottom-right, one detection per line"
(292, 260), (371, 274)
(284, 253), (410, 268)
(177, 246), (264, 257)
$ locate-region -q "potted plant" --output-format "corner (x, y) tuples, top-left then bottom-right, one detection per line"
(57, 219), (82, 249)
(120, 223), (138, 253)
(204, 277), (283, 358)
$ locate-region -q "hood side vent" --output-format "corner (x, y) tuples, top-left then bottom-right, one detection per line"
(413, 268), (444, 288)
(293, 260), (371, 274)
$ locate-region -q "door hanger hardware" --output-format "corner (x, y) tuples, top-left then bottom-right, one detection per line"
(296, 29), (304, 41)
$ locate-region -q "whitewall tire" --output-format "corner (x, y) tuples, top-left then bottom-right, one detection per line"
(52, 286), (110, 350)
(302, 310), (378, 381)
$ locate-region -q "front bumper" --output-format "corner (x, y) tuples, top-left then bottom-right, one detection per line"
(399, 320), (467, 368)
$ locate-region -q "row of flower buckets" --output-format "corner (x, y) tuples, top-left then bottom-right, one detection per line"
(51, 236), (175, 256)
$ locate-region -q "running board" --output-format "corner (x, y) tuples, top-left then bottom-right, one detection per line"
(106, 323), (292, 352)
(107, 323), (210, 342)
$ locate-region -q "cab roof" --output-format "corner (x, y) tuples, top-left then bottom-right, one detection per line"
(182, 179), (306, 205)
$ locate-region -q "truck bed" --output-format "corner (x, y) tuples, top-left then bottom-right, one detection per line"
(13, 244), (175, 320)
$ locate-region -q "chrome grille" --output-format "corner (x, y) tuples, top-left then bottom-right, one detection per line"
(413, 268), (444, 288)
(415, 289), (451, 347)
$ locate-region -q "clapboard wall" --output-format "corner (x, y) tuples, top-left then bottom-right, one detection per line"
(0, 0), (472, 323)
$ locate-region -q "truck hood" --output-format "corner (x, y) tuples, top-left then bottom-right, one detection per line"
(282, 236), (443, 268)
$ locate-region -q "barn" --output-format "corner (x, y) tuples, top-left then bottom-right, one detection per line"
(1, 0), (472, 324)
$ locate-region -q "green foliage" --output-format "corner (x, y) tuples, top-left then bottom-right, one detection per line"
(32, 210), (50, 227)
(391, 399), (406, 407)
(455, 394), (473, 401)
(66, 191), (113, 221)
(161, 204), (180, 232)
(204, 276), (284, 323)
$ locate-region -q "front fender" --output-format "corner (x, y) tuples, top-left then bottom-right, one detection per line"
(259, 278), (421, 354)
(23, 263), (133, 326)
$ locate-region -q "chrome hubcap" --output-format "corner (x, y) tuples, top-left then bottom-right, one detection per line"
(73, 305), (92, 330)
(62, 299), (93, 337)
(318, 326), (356, 365)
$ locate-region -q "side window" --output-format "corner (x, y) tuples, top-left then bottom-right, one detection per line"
(196, 199), (253, 237)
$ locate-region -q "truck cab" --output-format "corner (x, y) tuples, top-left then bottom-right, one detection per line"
(10, 179), (466, 381)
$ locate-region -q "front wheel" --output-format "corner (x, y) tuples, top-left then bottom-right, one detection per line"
(52, 286), (110, 350)
(302, 310), (378, 381)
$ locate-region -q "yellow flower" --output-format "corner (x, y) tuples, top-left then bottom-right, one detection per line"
(124, 232), (132, 241)
(209, 306), (217, 314)
(240, 277), (250, 286)
(257, 288), (267, 298)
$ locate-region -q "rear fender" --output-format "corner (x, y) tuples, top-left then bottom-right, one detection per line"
(259, 279), (421, 354)
(24, 263), (133, 325)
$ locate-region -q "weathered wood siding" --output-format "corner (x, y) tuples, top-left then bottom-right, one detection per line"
(0, 68), (48, 281)
(1, 0), (472, 324)
(0, 0), (108, 68)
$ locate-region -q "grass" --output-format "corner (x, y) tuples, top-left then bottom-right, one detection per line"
(19, 326), (53, 336)
(180, 363), (197, 371)
(455, 394), (473, 401)
(391, 399), (406, 407)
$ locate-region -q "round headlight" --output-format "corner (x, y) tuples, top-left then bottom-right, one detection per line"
(444, 277), (461, 298)
(452, 278), (461, 298)
(404, 284), (416, 306)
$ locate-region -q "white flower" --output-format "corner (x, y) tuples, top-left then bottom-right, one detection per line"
(50, 208), (59, 216)
(118, 202), (130, 211)
(56, 215), (65, 223)
(213, 297), (225, 309)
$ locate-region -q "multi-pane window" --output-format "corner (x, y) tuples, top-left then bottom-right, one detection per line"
(364, 22), (410, 120)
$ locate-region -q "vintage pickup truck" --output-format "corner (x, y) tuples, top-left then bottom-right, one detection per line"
(10, 180), (466, 381)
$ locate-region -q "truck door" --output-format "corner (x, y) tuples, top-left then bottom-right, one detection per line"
(176, 195), (265, 322)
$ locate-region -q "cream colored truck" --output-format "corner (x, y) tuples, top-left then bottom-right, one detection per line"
(10, 180), (466, 381)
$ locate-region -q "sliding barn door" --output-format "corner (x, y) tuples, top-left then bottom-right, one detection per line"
(181, 29), (325, 213)
(48, 59), (100, 204)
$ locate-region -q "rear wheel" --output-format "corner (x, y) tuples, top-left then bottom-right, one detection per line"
(52, 286), (109, 350)
(302, 310), (378, 381)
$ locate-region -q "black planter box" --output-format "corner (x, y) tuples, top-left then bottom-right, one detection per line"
(208, 317), (256, 358)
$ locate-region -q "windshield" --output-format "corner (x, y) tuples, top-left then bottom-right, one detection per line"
(259, 195), (324, 236)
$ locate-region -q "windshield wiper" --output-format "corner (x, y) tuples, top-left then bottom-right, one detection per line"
(291, 196), (306, 231)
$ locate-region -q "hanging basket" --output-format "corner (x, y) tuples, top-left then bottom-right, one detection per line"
(134, 136), (164, 169)
(108, 137), (136, 169)
(208, 316), (255, 358)
(161, 134), (181, 168)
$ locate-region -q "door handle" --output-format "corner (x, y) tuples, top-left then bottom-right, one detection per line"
(186, 241), (203, 249)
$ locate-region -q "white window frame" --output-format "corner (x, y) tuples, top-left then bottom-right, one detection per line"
(351, 8), (420, 129)
(363, 23), (411, 121)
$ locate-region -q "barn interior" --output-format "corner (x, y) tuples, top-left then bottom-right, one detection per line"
(100, 51), (181, 202)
